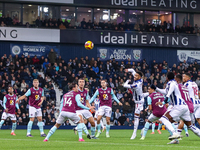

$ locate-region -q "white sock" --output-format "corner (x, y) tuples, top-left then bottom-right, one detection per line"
(133, 115), (139, 135)
(159, 116), (175, 134)
(189, 125), (200, 137)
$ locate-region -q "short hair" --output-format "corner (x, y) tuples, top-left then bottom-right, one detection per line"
(7, 86), (13, 91)
(33, 79), (39, 82)
(69, 83), (77, 91)
(167, 72), (174, 80)
(176, 74), (182, 81)
(136, 71), (143, 77)
(78, 78), (85, 82)
(184, 72), (191, 79)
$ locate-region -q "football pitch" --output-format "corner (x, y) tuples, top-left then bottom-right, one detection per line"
(0, 129), (199, 150)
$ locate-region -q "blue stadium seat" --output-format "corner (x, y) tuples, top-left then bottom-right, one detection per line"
(127, 113), (133, 117)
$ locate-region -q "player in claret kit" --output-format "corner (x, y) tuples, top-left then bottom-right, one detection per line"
(182, 73), (200, 126)
(0, 86), (19, 135)
(44, 83), (95, 142)
(175, 74), (193, 137)
(17, 79), (46, 137)
(90, 80), (123, 138)
(140, 84), (167, 140)
(75, 78), (97, 139)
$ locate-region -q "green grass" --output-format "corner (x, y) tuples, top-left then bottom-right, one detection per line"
(0, 129), (199, 150)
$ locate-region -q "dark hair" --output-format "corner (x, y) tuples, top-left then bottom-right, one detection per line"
(184, 72), (191, 79)
(150, 84), (156, 90)
(136, 71), (143, 77)
(167, 72), (174, 80)
(176, 74), (182, 81)
(7, 86), (13, 91)
(69, 83), (77, 91)
(78, 78), (85, 81)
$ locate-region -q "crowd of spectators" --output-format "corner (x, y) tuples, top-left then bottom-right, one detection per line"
(0, 14), (200, 34)
(1, 49), (200, 126)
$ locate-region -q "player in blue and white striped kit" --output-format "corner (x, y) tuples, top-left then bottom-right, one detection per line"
(93, 95), (106, 132)
(156, 72), (200, 143)
(124, 68), (147, 140)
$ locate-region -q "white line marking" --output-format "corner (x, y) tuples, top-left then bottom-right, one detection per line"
(0, 138), (198, 149)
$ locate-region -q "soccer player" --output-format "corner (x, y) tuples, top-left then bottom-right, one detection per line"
(0, 86), (19, 135)
(175, 74), (196, 137)
(140, 84), (167, 140)
(16, 79), (46, 137)
(182, 73), (200, 125)
(44, 83), (95, 142)
(90, 80), (123, 138)
(123, 68), (145, 139)
(75, 78), (97, 139)
(156, 72), (200, 141)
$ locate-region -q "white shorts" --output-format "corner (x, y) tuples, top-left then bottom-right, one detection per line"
(194, 105), (200, 119)
(169, 105), (191, 122)
(56, 111), (80, 124)
(94, 110), (99, 119)
(98, 106), (112, 117)
(76, 110), (93, 119)
(29, 106), (42, 117)
(148, 114), (160, 123)
(1, 112), (16, 121)
(135, 103), (143, 114)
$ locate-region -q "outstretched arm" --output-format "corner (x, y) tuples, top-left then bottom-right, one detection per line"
(15, 97), (19, 110)
(76, 94), (92, 110)
(156, 87), (167, 95)
(89, 90), (99, 104)
(16, 89), (31, 103)
(125, 68), (136, 76)
(123, 80), (131, 89)
(143, 92), (149, 98)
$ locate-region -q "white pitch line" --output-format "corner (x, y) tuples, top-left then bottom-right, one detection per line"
(0, 138), (199, 149)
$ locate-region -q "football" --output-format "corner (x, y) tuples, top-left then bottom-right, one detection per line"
(85, 41), (94, 50)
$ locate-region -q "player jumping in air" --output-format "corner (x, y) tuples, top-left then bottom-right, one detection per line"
(156, 72), (200, 143)
(0, 86), (19, 135)
(140, 84), (167, 140)
(17, 79), (46, 137)
(123, 68), (146, 140)
(44, 83), (95, 142)
(90, 80), (123, 138)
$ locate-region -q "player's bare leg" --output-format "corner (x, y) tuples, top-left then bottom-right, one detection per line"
(177, 120), (189, 137)
(96, 115), (103, 137)
(27, 117), (35, 137)
(105, 117), (111, 138)
(88, 116), (97, 139)
(11, 120), (17, 136)
(130, 113), (140, 140)
(78, 115), (91, 139)
(37, 116), (46, 137)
